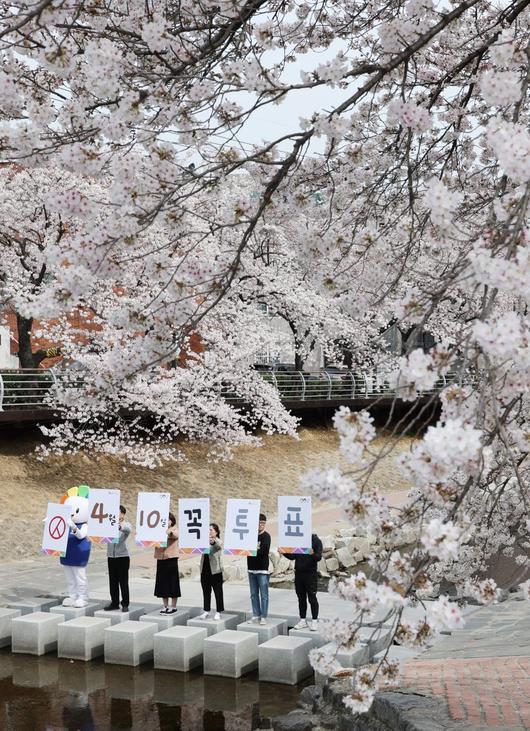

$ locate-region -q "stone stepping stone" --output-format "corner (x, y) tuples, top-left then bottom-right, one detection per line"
(187, 612), (239, 636)
(93, 603), (146, 625)
(58, 616), (112, 661)
(139, 608), (190, 631)
(8, 597), (60, 615)
(203, 629), (258, 679)
(288, 626), (327, 649)
(237, 617), (287, 643)
(104, 620), (156, 666)
(259, 636), (313, 685)
(0, 608), (21, 648)
(11, 611), (63, 656)
(154, 625), (208, 672)
(49, 601), (102, 621)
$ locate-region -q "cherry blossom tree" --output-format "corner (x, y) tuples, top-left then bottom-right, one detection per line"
(2, 0), (530, 713)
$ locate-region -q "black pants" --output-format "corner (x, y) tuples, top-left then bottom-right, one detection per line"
(108, 556), (130, 607)
(295, 571), (319, 620)
(201, 563), (224, 612)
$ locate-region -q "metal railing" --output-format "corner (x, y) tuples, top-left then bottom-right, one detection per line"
(0, 368), (464, 412)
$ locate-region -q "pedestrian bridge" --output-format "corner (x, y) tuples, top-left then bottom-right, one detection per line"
(0, 367), (461, 421)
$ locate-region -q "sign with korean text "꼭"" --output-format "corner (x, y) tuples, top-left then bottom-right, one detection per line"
(42, 502), (72, 557)
(278, 496), (312, 554)
(88, 488), (121, 544)
(178, 498), (210, 555)
(224, 499), (260, 556)
(135, 492), (170, 548)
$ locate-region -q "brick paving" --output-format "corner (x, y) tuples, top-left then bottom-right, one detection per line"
(401, 656), (530, 729)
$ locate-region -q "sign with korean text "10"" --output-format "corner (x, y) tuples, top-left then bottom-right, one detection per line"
(224, 498), (261, 556)
(88, 488), (121, 544)
(278, 496), (312, 554)
(178, 498), (210, 555)
(135, 492), (170, 548)
(42, 502), (72, 557)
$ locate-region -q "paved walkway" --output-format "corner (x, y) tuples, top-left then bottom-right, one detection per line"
(399, 598), (530, 730)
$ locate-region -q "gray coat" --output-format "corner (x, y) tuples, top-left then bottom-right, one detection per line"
(107, 521), (131, 558)
(200, 538), (223, 575)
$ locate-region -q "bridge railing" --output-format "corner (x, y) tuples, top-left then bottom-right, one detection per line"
(0, 367), (465, 412)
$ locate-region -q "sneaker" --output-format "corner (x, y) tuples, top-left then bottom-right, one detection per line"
(168, 608), (177, 614)
(214, 612), (221, 621)
(104, 604), (119, 611)
(310, 620), (319, 632)
(250, 616), (259, 624)
(121, 606), (129, 613)
(293, 619), (308, 630)
(160, 607), (169, 614)
(259, 618), (267, 625)
(199, 611), (210, 620)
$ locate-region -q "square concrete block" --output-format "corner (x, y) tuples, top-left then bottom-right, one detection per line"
(259, 636), (313, 684)
(237, 617), (287, 643)
(140, 608), (190, 631)
(58, 616), (112, 661)
(320, 640), (370, 668)
(8, 597), (60, 615)
(203, 629), (258, 678)
(178, 605), (204, 618)
(94, 604), (146, 625)
(49, 601), (102, 621)
(0, 608), (21, 648)
(289, 626), (327, 649)
(12, 612), (63, 656)
(104, 620), (157, 666)
(267, 612), (300, 629)
(187, 613), (239, 636)
(154, 625), (207, 672)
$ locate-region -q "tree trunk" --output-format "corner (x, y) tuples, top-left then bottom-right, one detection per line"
(16, 313), (36, 368)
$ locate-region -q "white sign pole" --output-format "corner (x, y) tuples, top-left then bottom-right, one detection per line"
(42, 502), (72, 557)
(87, 488), (121, 544)
(178, 498), (210, 554)
(277, 496), (312, 553)
(135, 492), (171, 547)
(223, 498), (261, 556)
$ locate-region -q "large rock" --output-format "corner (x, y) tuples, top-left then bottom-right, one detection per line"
(347, 537), (372, 558)
(272, 712), (314, 731)
(321, 535), (335, 552)
(317, 559), (329, 578)
(325, 557), (339, 572)
(336, 547), (357, 568)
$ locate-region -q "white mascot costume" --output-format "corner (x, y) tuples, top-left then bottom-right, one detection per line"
(60, 485), (92, 608)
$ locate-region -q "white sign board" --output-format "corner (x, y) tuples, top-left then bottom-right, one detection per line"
(278, 496), (312, 553)
(88, 488), (121, 544)
(135, 492), (170, 547)
(178, 498), (210, 554)
(224, 498), (260, 556)
(42, 502), (72, 557)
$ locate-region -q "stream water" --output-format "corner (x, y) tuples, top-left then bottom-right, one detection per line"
(0, 649), (309, 731)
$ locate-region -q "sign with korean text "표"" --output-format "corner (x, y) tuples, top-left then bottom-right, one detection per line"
(277, 496), (312, 554)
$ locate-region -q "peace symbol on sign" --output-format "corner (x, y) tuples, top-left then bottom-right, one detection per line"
(49, 515), (67, 540)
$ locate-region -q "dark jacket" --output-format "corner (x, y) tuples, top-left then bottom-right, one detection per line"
(247, 531), (271, 571)
(284, 534), (323, 572)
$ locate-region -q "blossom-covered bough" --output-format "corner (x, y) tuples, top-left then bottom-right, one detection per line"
(1, 0), (530, 712)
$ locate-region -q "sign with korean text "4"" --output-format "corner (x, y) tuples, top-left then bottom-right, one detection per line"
(135, 492), (170, 548)
(224, 499), (261, 556)
(42, 502), (72, 557)
(88, 488), (121, 544)
(178, 498), (210, 555)
(278, 496), (312, 554)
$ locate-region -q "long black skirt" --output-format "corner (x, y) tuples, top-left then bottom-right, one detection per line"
(154, 558), (181, 598)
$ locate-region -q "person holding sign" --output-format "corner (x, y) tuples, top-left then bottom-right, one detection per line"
(279, 533), (323, 631)
(247, 514), (271, 625)
(104, 505), (131, 612)
(198, 523), (225, 620)
(153, 511), (181, 613)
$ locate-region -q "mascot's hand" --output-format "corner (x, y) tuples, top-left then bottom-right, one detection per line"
(67, 518), (76, 530)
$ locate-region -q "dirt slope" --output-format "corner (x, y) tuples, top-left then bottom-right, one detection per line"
(0, 426), (414, 561)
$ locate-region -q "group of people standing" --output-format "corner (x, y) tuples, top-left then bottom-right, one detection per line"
(103, 508), (323, 631)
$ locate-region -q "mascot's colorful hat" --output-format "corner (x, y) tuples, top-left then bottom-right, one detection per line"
(60, 484), (90, 503)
